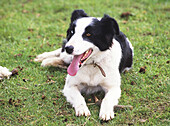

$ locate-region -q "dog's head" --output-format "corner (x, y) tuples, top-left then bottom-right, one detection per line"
(65, 9), (120, 76)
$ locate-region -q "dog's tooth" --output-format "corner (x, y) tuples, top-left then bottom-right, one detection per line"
(82, 53), (87, 60)
(85, 50), (89, 57)
(85, 50), (89, 55)
(80, 49), (92, 62)
(84, 52), (87, 58)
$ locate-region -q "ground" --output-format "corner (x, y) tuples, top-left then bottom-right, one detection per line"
(0, 0), (169, 125)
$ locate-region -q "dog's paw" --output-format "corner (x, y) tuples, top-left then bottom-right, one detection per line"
(41, 59), (51, 67)
(75, 105), (91, 117)
(34, 52), (49, 62)
(99, 107), (114, 121)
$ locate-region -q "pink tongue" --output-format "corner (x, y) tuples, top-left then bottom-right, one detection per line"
(67, 54), (83, 76)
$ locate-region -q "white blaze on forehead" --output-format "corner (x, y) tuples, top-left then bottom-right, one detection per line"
(74, 17), (95, 34)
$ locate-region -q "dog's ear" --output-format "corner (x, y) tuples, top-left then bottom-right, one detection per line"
(71, 9), (88, 22)
(100, 14), (120, 36)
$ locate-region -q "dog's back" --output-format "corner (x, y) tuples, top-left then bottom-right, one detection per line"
(115, 31), (133, 73)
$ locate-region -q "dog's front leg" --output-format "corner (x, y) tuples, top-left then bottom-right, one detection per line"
(34, 48), (62, 62)
(99, 85), (121, 121)
(63, 84), (91, 117)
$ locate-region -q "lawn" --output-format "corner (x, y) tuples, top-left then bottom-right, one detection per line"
(0, 0), (169, 125)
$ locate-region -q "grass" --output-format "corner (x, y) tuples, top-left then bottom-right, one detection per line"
(0, 0), (169, 125)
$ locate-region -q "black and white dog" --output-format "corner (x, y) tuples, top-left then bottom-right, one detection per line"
(35, 10), (133, 121)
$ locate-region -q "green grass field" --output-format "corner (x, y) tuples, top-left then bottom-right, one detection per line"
(0, 0), (169, 125)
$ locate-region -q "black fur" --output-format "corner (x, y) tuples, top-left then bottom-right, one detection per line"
(66, 23), (76, 41)
(82, 15), (120, 51)
(71, 9), (88, 22)
(115, 32), (133, 72)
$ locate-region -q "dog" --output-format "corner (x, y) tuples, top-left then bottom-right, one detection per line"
(35, 9), (133, 121)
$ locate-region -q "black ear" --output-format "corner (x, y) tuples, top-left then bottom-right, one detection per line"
(71, 9), (88, 22)
(100, 14), (120, 36)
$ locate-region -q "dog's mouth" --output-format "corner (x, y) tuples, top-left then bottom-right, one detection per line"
(67, 49), (93, 76)
(79, 49), (93, 67)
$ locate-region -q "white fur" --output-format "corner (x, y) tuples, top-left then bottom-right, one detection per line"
(63, 39), (122, 120)
(127, 38), (134, 56)
(0, 66), (12, 80)
(60, 51), (73, 64)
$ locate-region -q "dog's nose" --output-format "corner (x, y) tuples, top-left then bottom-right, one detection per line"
(65, 45), (74, 54)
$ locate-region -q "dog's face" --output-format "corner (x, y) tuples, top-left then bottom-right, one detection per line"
(65, 10), (120, 76)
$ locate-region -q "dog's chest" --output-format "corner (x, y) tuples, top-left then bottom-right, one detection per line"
(78, 64), (105, 86)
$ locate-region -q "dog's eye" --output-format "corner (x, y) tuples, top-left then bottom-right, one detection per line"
(86, 33), (91, 37)
(70, 30), (74, 34)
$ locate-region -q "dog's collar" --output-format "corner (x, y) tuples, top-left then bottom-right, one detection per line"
(85, 62), (106, 77)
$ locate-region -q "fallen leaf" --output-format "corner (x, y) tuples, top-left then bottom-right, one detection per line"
(128, 123), (134, 125)
(42, 95), (46, 100)
(131, 81), (136, 85)
(14, 103), (20, 107)
(53, 101), (57, 105)
(120, 12), (132, 20)
(139, 67), (146, 73)
(139, 119), (147, 123)
(28, 55), (35, 57)
(62, 118), (68, 123)
(153, 75), (158, 79)
(20, 87), (29, 90)
(122, 20), (128, 24)
(11, 68), (19, 75)
(17, 99), (21, 103)
(27, 59), (33, 62)
(16, 66), (24, 71)
(46, 75), (55, 83)
(28, 28), (34, 32)
(52, 98), (58, 101)
(22, 9), (29, 13)
(9, 98), (13, 105)
(56, 34), (65, 37)
(14, 54), (22, 57)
